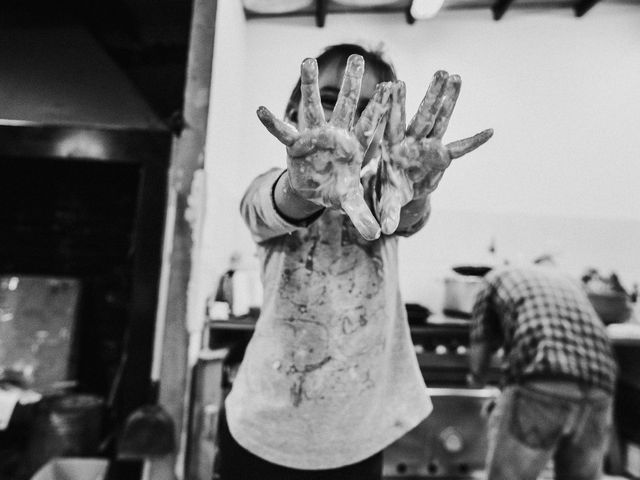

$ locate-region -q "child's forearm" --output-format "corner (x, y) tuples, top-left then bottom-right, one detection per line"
(273, 170), (324, 222)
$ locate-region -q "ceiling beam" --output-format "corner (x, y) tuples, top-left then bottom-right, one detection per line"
(406, 0), (416, 24)
(315, 0), (327, 27)
(574, 0), (602, 17)
(491, 0), (516, 20)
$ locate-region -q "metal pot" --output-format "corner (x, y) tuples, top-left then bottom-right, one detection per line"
(587, 291), (633, 325)
(442, 275), (485, 318)
(442, 265), (492, 318)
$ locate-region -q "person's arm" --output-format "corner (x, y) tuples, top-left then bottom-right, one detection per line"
(272, 169), (324, 222)
(468, 278), (503, 386)
(468, 340), (493, 387)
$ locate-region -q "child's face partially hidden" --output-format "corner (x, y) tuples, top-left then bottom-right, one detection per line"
(296, 56), (386, 166)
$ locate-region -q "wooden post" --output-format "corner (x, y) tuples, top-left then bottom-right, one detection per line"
(315, 0), (327, 27)
(147, 0), (217, 479)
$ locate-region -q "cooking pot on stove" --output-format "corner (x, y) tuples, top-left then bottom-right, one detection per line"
(442, 266), (492, 318)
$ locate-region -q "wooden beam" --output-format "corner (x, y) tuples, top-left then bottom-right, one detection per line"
(147, 0), (216, 479)
(491, 0), (516, 20)
(574, 0), (602, 17)
(405, 1), (416, 24)
(315, 0), (327, 27)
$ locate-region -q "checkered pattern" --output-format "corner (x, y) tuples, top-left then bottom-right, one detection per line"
(470, 266), (618, 393)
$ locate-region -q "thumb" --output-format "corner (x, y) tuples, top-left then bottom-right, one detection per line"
(257, 106), (298, 146)
(375, 154), (411, 235)
(378, 185), (402, 235)
(341, 193), (381, 241)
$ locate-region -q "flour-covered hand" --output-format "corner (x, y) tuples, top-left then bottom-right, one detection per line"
(256, 55), (391, 241)
(376, 73), (493, 235)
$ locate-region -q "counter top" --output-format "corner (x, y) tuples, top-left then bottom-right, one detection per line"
(206, 313), (472, 344)
(206, 314), (640, 346)
(606, 322), (640, 346)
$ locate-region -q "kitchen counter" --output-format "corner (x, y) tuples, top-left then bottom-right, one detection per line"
(204, 312), (473, 353)
(206, 313), (640, 345)
(204, 312), (500, 387)
(606, 321), (640, 346)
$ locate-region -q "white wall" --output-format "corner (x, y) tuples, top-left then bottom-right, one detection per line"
(198, 0), (247, 311)
(201, 1), (640, 312)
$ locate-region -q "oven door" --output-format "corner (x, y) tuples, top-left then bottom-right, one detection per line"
(383, 387), (500, 478)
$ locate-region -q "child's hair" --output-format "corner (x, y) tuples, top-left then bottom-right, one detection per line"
(284, 43), (397, 124)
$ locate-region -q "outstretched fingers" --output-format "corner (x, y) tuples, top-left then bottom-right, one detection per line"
(376, 158), (404, 235)
(300, 58), (325, 129)
(257, 106), (299, 146)
(330, 54), (364, 130)
(341, 193), (381, 241)
(406, 71), (448, 139)
(354, 82), (392, 150)
(446, 128), (494, 159)
(429, 74), (461, 140)
(384, 81), (407, 146)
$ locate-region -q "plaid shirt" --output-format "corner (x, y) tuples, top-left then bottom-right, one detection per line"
(470, 266), (618, 393)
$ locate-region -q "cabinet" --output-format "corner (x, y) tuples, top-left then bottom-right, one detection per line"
(185, 350), (227, 480)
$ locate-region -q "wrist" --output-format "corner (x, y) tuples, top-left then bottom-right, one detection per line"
(273, 170), (324, 222)
(400, 193), (430, 217)
(413, 168), (445, 198)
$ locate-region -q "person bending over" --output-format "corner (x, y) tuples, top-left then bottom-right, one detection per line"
(469, 264), (618, 480)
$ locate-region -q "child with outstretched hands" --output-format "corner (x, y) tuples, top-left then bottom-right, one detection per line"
(217, 43), (493, 480)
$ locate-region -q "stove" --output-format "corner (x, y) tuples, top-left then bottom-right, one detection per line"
(383, 387), (500, 478)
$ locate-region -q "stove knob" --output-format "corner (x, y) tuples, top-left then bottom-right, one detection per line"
(435, 345), (448, 355)
(439, 427), (464, 453)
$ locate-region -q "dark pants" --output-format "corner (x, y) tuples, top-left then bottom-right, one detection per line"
(215, 407), (383, 480)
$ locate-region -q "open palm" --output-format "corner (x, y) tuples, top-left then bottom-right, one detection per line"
(257, 55), (391, 241)
(376, 72), (494, 234)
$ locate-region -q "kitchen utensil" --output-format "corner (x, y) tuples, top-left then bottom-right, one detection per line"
(443, 276), (484, 318)
(117, 401), (175, 459)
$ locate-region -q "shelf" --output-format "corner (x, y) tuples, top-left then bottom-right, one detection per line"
(207, 312), (470, 331)
(607, 322), (640, 347)
(207, 317), (257, 331)
(207, 316), (640, 346)
(206, 316), (472, 354)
